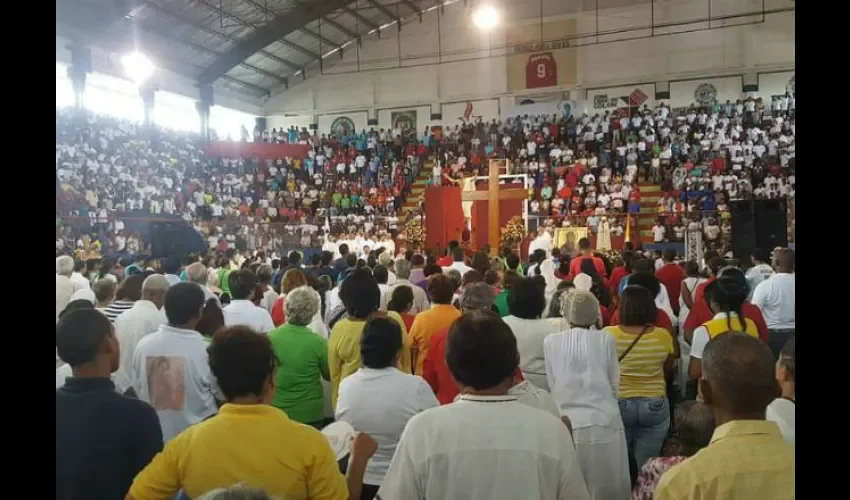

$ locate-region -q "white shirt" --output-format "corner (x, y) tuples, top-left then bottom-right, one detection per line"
(222, 299), (275, 334)
(336, 367), (438, 485)
(528, 236), (552, 258)
(502, 317), (563, 391)
(56, 275), (79, 323)
(114, 300), (167, 390)
(71, 272), (90, 290)
(508, 380), (560, 418)
(131, 324), (219, 441)
(766, 398), (795, 445)
(745, 263), (774, 298)
(381, 280), (430, 314)
(544, 328), (621, 428)
(751, 273), (795, 329)
(445, 261), (474, 276)
(377, 395), (590, 500)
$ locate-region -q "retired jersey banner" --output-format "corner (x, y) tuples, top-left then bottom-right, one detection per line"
(525, 53), (558, 89)
(506, 19), (577, 92)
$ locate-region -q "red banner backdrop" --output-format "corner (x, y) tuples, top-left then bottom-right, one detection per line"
(203, 142), (311, 159)
(424, 187), (466, 251)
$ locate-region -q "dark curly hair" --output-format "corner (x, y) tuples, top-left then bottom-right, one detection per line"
(207, 326), (278, 401)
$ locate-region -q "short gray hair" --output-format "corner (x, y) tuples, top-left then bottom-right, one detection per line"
(674, 401), (715, 456)
(460, 282), (494, 310)
(256, 264), (273, 284)
(445, 269), (462, 290)
(142, 274), (170, 294)
(186, 262), (208, 284)
(394, 259), (411, 279)
(284, 285), (320, 326)
(56, 256), (74, 276)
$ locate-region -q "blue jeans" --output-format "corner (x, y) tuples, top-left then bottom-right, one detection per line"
(618, 397), (670, 469)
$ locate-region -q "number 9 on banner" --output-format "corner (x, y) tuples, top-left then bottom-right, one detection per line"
(526, 52), (557, 89)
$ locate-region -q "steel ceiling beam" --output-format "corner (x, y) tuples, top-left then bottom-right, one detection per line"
(342, 6), (378, 29)
(400, 0), (423, 18)
(299, 26), (342, 50)
(276, 39), (322, 60)
(197, 0), (355, 84)
(143, 0), (302, 72)
(317, 15), (362, 41)
(365, 0), (401, 24)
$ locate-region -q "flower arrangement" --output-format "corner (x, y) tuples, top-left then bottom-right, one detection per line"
(596, 248), (624, 276)
(403, 218), (425, 247)
(501, 216), (526, 248)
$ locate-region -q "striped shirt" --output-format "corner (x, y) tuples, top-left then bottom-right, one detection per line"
(604, 326), (674, 399)
(102, 300), (135, 323)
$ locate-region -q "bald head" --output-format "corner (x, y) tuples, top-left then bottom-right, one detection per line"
(701, 333), (777, 417)
(186, 262), (208, 285)
(772, 248), (794, 273)
(142, 274), (170, 309)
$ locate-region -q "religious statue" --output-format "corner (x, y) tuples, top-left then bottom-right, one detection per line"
(596, 216), (612, 251)
(448, 172), (478, 231)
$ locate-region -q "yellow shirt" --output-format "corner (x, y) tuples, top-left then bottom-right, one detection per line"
(605, 326), (674, 399)
(409, 304), (462, 375)
(655, 420), (795, 500)
(128, 404), (348, 500)
(328, 311), (411, 408)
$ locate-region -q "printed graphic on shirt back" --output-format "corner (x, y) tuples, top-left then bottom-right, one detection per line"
(146, 356), (186, 411)
(525, 53), (558, 89)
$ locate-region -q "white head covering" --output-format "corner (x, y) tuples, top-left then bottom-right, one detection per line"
(69, 288), (96, 305)
(573, 273), (593, 292)
(538, 259), (560, 295)
(560, 289), (601, 329)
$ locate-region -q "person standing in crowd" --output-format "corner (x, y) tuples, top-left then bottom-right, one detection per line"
(568, 238), (607, 279)
(332, 243), (351, 281)
(222, 269), (275, 333)
(131, 282), (219, 441)
(767, 336), (795, 445)
(409, 274), (462, 375)
(387, 285), (417, 332)
(268, 286), (329, 427)
(423, 282), (497, 405)
(336, 317), (439, 500)
(93, 278), (117, 313)
(57, 255), (86, 322)
(162, 257), (183, 286)
(688, 275), (760, 381)
(751, 248), (795, 358)
(113, 274), (169, 395)
(378, 311), (590, 500)
(445, 247), (474, 275)
(494, 270), (521, 317)
(56, 309), (162, 500)
(329, 269), (412, 408)
(744, 248), (774, 299)
(654, 334), (795, 500)
(381, 259), (430, 314)
(271, 269), (309, 326)
(408, 254), (426, 284)
(655, 249), (685, 316)
(127, 326), (379, 500)
(187, 262), (221, 305)
(612, 272), (676, 335)
(632, 401), (715, 500)
(503, 278), (562, 391)
(102, 275), (143, 323)
(256, 264), (279, 313)
(605, 286), (676, 470)
(545, 290), (630, 500)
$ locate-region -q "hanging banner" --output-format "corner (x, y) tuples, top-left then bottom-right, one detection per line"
(502, 100), (579, 120)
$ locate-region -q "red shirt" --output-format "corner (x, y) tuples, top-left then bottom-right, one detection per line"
(423, 327), (523, 405)
(693, 277), (714, 306)
(271, 296), (286, 326)
(436, 256), (453, 267)
(655, 263), (686, 313)
(684, 301), (768, 343)
(568, 255), (608, 279)
(610, 266), (628, 296)
(610, 308), (674, 334)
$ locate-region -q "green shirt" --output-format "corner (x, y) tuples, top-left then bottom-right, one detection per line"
(217, 268), (232, 296)
(494, 290), (511, 317)
(268, 322), (329, 424)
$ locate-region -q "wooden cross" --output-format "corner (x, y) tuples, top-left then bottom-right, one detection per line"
(461, 159), (528, 256)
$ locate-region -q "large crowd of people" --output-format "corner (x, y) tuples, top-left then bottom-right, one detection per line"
(433, 94), (795, 251)
(57, 235), (795, 499)
(56, 109), (428, 259)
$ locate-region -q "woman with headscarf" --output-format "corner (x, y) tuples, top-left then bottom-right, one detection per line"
(544, 290), (630, 500)
(536, 258), (561, 312)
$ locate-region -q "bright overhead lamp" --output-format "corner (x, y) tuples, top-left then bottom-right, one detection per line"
(122, 51), (155, 84)
(472, 5), (500, 31)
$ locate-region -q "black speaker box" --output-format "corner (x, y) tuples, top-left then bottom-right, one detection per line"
(729, 199), (788, 264)
(150, 222), (188, 260)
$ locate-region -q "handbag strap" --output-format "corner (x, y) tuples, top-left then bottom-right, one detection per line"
(619, 326), (651, 363)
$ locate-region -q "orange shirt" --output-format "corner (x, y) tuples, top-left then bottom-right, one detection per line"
(409, 304), (461, 375)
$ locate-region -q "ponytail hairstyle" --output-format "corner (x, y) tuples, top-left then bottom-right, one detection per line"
(706, 271), (750, 332)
